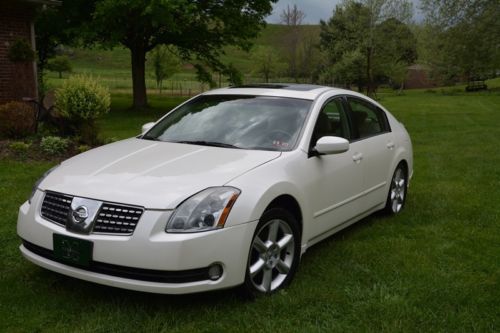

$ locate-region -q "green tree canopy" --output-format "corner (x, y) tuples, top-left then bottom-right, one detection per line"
(420, 0), (500, 82)
(252, 46), (285, 83)
(88, 0), (276, 108)
(37, 0), (276, 109)
(150, 45), (180, 94)
(374, 18), (417, 89)
(47, 56), (72, 78)
(320, 0), (415, 94)
(35, 0), (96, 98)
(320, 2), (371, 90)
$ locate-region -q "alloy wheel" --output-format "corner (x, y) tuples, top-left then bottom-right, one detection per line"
(248, 218), (295, 293)
(389, 167), (406, 213)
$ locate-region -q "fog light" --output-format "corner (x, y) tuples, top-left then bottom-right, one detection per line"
(208, 264), (223, 281)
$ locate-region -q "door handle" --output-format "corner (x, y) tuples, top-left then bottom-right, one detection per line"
(352, 152), (363, 163)
(386, 142), (395, 150)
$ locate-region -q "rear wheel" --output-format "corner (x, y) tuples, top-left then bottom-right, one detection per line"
(384, 163), (408, 214)
(243, 208), (300, 296)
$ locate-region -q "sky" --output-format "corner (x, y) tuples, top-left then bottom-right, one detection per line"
(266, 0), (423, 24)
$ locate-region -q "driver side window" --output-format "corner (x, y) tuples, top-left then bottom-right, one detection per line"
(311, 98), (351, 146)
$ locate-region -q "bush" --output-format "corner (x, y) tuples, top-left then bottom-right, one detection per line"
(40, 136), (69, 155)
(7, 39), (35, 62)
(0, 101), (35, 139)
(77, 144), (91, 153)
(54, 75), (110, 144)
(103, 137), (119, 144)
(55, 75), (110, 120)
(9, 141), (31, 157)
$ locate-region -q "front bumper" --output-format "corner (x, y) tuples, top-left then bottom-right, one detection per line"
(17, 191), (258, 294)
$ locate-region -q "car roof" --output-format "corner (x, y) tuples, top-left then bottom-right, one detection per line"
(202, 83), (354, 100)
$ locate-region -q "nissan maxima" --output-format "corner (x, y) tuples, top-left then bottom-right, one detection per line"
(18, 84), (413, 295)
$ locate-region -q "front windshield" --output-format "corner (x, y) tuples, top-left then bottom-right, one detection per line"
(143, 95), (312, 151)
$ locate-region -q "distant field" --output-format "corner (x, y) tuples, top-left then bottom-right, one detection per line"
(1, 87), (499, 332)
(45, 24), (321, 94)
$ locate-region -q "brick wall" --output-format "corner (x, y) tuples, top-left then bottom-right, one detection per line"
(0, 2), (37, 104)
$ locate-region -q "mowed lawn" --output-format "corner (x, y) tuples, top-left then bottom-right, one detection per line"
(0, 89), (499, 332)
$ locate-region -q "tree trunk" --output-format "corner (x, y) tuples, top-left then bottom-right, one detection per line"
(398, 80), (404, 95)
(130, 46), (148, 109)
(366, 47), (374, 96)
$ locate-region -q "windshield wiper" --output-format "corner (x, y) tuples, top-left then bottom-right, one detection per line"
(174, 140), (241, 149)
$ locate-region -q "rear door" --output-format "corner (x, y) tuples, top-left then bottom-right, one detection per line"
(346, 97), (395, 212)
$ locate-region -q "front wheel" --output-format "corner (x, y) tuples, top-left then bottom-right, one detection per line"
(243, 208), (300, 296)
(384, 163), (408, 214)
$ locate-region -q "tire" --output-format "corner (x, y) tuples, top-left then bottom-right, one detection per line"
(384, 163), (408, 214)
(242, 208), (301, 296)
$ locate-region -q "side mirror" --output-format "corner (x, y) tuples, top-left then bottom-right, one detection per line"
(314, 136), (349, 155)
(141, 122), (155, 134)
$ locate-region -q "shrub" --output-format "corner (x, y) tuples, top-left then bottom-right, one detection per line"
(40, 136), (69, 155)
(7, 39), (35, 62)
(9, 141), (31, 157)
(77, 144), (91, 153)
(103, 137), (119, 144)
(54, 75), (110, 144)
(55, 75), (110, 121)
(0, 102), (35, 139)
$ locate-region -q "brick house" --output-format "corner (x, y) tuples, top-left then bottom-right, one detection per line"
(0, 0), (58, 104)
(404, 64), (437, 89)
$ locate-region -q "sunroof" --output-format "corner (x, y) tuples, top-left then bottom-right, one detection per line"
(231, 84), (323, 91)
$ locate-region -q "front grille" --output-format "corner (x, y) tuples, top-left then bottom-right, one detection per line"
(40, 191), (144, 235)
(93, 203), (143, 235)
(40, 192), (73, 226)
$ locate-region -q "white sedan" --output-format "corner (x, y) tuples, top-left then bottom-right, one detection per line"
(17, 84), (413, 295)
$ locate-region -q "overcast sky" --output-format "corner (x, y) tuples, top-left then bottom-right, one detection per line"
(266, 0), (423, 24)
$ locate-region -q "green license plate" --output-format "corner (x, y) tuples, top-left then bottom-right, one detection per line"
(53, 234), (93, 266)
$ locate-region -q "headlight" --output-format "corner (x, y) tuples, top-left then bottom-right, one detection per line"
(166, 187), (240, 233)
(29, 165), (59, 204)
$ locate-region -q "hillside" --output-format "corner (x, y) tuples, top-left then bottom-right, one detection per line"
(45, 24), (321, 93)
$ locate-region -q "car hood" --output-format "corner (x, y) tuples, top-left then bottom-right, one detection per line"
(40, 138), (281, 209)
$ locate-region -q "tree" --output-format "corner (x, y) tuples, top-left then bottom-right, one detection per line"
(320, 2), (371, 91)
(329, 49), (366, 90)
(222, 63), (244, 86)
(253, 46), (283, 83)
(320, 0), (415, 95)
(280, 4), (306, 81)
(47, 55), (72, 78)
(297, 29), (322, 83)
(374, 18), (417, 90)
(35, 0), (93, 98)
(280, 4), (306, 26)
(150, 45), (180, 94)
(420, 0), (500, 83)
(87, 0), (276, 109)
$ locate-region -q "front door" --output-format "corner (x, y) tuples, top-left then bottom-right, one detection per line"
(305, 97), (364, 239)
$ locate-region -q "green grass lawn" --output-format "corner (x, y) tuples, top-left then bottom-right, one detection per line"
(97, 94), (188, 139)
(1, 89), (499, 332)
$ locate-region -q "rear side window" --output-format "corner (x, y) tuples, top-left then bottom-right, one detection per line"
(347, 97), (390, 139)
